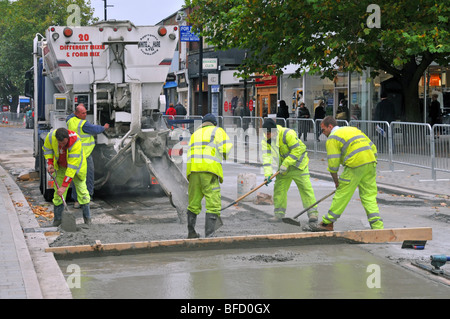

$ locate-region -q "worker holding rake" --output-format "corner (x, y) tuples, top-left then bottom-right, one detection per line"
(186, 114), (233, 238)
(261, 118), (319, 223)
(311, 116), (384, 231)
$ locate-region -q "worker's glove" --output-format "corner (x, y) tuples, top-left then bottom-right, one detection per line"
(280, 165), (288, 175)
(264, 175), (273, 186)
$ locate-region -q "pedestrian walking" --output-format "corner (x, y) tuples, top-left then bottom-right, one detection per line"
(297, 102), (310, 141)
(186, 113), (233, 238)
(276, 100), (290, 124)
(314, 101), (326, 141)
(261, 118), (319, 223)
(66, 104), (109, 208)
(374, 91), (396, 152)
(166, 103), (177, 118)
(174, 101), (187, 116)
(310, 116), (384, 231)
(42, 128), (91, 226)
(429, 93), (443, 137)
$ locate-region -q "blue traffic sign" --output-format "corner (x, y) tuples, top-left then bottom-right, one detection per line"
(180, 26), (200, 42)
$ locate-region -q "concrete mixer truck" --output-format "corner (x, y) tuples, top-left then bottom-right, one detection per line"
(25, 20), (188, 223)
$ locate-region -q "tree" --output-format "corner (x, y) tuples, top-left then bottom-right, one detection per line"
(0, 0), (95, 110)
(186, 0), (450, 122)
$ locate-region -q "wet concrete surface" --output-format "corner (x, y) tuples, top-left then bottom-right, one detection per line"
(1, 127), (450, 299)
(57, 245), (450, 299)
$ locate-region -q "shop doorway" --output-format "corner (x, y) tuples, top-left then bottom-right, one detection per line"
(334, 87), (348, 119)
(258, 93), (277, 117)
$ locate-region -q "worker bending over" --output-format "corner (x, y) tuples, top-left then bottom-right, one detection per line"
(261, 118), (319, 222)
(186, 114), (233, 238)
(311, 116), (384, 231)
(43, 128), (91, 226)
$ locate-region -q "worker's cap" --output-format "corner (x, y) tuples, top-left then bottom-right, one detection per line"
(202, 113), (217, 126)
(262, 118), (277, 132)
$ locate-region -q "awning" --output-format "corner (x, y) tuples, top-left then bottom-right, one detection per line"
(163, 81), (177, 89)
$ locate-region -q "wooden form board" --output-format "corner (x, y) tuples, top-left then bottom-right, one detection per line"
(45, 227), (432, 259)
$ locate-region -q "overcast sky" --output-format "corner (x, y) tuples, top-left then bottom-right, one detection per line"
(91, 0), (186, 25)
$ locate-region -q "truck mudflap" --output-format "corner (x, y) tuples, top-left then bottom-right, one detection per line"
(137, 148), (188, 224)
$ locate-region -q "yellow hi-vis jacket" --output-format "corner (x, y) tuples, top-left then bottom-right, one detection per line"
(186, 123), (233, 183)
(326, 126), (377, 174)
(42, 129), (87, 187)
(262, 125), (309, 177)
(66, 116), (96, 157)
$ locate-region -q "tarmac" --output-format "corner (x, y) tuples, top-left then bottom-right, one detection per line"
(0, 143), (449, 298)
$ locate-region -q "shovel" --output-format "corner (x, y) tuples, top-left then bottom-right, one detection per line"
(282, 190), (336, 226)
(221, 171), (280, 211)
(50, 173), (77, 232)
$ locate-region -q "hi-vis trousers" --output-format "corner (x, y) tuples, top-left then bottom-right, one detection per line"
(187, 172), (221, 216)
(52, 168), (90, 206)
(273, 166), (318, 218)
(322, 162), (384, 229)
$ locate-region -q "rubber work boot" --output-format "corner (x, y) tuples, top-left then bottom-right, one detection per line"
(187, 210), (200, 239)
(308, 210), (319, 223)
(81, 203), (91, 225)
(310, 222), (334, 232)
(205, 213), (219, 238)
(52, 204), (64, 227)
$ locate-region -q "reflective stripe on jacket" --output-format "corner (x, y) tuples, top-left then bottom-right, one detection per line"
(186, 123), (233, 183)
(42, 129), (87, 185)
(67, 116), (95, 157)
(262, 125), (309, 177)
(326, 126), (377, 173)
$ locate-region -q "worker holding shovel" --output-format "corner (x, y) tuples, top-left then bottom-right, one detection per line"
(261, 118), (319, 223)
(310, 116), (384, 231)
(186, 114), (233, 238)
(43, 127), (91, 227)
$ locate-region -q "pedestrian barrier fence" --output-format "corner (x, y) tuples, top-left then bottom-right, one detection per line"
(0, 112), (27, 126)
(165, 115), (450, 181)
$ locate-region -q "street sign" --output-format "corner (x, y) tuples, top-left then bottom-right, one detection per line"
(203, 58), (218, 70)
(180, 26), (200, 42)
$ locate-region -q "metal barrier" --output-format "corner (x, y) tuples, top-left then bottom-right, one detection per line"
(0, 112), (27, 126)
(163, 114), (450, 180)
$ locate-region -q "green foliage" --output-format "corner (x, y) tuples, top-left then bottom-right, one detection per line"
(186, 0), (449, 121)
(0, 0), (96, 105)
(187, 0), (449, 77)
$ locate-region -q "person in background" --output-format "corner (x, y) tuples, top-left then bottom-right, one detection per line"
(429, 93), (443, 138)
(175, 101), (187, 116)
(66, 104), (109, 208)
(314, 101), (326, 141)
(166, 103), (177, 118)
(297, 102), (310, 141)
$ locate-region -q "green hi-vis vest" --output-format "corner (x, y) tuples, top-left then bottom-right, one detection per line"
(262, 125), (309, 177)
(326, 126), (378, 173)
(186, 124), (233, 183)
(66, 116), (95, 157)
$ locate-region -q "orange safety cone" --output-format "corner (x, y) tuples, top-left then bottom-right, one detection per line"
(5, 116), (8, 124)
(23, 114), (26, 127)
(1, 116), (4, 124)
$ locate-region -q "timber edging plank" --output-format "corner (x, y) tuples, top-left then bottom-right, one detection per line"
(45, 227), (432, 259)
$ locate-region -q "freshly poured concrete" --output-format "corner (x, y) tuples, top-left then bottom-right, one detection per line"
(58, 245), (449, 299)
